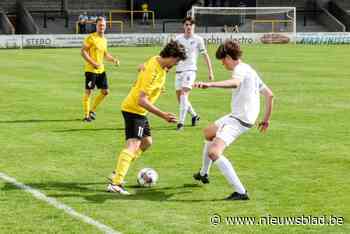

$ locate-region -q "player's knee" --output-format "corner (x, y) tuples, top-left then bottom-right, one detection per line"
(127, 146), (139, 155)
(141, 137), (152, 151)
(203, 127), (215, 141)
(180, 89), (190, 96)
(102, 90), (109, 96)
(85, 90), (92, 96)
(208, 147), (220, 161)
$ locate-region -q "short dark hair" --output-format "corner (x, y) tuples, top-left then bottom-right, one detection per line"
(160, 41), (187, 61)
(216, 40), (242, 60)
(96, 16), (105, 23)
(182, 16), (195, 25)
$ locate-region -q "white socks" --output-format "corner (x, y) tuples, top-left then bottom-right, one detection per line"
(179, 94), (197, 124)
(215, 155), (246, 194)
(187, 102), (197, 117)
(179, 95), (189, 124)
(200, 141), (212, 176)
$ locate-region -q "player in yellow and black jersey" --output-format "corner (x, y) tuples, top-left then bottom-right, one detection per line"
(81, 16), (119, 122)
(107, 41), (187, 195)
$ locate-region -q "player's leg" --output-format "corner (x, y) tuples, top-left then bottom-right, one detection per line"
(83, 72), (96, 122)
(108, 138), (141, 195)
(187, 95), (200, 126)
(178, 87), (191, 130)
(135, 118), (152, 159)
(193, 123), (217, 183)
(186, 71), (199, 125)
(176, 90), (181, 104)
(175, 73), (183, 105)
(177, 71), (199, 130)
(209, 117), (250, 200)
(175, 73), (185, 130)
(140, 136), (152, 152)
(91, 72), (109, 119)
(108, 112), (150, 195)
(113, 138), (142, 184)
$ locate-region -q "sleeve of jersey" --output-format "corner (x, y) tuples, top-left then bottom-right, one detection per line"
(83, 35), (92, 48)
(139, 65), (157, 96)
(198, 38), (207, 54)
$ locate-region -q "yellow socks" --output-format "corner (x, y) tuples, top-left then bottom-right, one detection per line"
(113, 149), (136, 185)
(83, 94), (90, 117)
(92, 93), (107, 112)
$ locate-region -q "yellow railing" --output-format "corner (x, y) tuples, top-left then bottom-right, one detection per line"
(109, 10), (155, 29)
(76, 20), (124, 34)
(251, 20), (293, 33)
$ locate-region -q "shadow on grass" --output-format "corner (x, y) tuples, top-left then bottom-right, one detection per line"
(53, 125), (179, 133)
(2, 181), (221, 202)
(0, 119), (82, 123)
(1, 181), (105, 192)
(53, 128), (125, 132)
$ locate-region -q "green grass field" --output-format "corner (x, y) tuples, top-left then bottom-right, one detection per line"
(0, 45), (349, 234)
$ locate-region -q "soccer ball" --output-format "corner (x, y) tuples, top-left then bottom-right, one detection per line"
(137, 168), (158, 187)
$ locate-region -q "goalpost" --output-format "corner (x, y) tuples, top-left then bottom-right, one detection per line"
(189, 6), (296, 37)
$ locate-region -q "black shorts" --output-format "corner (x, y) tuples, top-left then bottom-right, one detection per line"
(122, 111), (151, 140)
(85, 72), (108, 90)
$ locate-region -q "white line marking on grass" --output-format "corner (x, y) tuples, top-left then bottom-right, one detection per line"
(0, 172), (120, 234)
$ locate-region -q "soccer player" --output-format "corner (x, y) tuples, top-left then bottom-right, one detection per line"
(107, 41), (187, 195)
(175, 16), (214, 131)
(193, 40), (274, 200)
(81, 16), (119, 122)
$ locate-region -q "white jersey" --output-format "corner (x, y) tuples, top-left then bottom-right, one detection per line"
(231, 62), (266, 125)
(175, 34), (206, 72)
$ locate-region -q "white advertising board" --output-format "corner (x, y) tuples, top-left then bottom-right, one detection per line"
(1, 32), (350, 49)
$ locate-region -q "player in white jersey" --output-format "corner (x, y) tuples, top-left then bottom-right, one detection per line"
(175, 16), (214, 131)
(193, 40), (274, 200)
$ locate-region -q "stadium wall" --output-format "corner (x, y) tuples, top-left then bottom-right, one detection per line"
(1, 32), (350, 49)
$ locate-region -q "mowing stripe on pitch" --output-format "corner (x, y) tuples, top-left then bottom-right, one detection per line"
(0, 172), (120, 234)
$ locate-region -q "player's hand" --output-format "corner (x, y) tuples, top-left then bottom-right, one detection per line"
(138, 63), (146, 72)
(114, 58), (120, 67)
(257, 121), (269, 133)
(162, 112), (177, 123)
(193, 82), (211, 89)
(93, 63), (101, 69)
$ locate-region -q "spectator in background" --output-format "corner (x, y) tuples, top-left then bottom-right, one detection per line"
(141, 1), (149, 24)
(88, 15), (98, 33)
(78, 12), (88, 34)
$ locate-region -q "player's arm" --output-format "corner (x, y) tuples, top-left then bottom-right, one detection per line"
(199, 38), (214, 81)
(194, 77), (240, 89)
(81, 44), (100, 69)
(104, 51), (120, 66)
(258, 86), (274, 133)
(138, 92), (176, 123)
(202, 52), (214, 81)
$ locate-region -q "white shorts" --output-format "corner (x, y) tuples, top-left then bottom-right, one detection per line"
(175, 71), (196, 90)
(214, 114), (251, 147)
